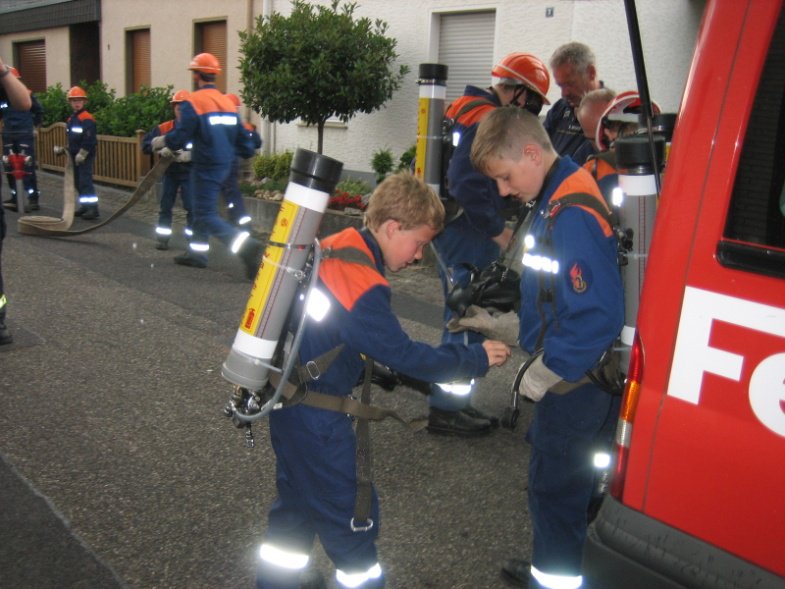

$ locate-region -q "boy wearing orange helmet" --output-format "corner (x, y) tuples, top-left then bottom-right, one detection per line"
(142, 89), (194, 250)
(150, 53), (261, 279)
(427, 52), (550, 436)
(64, 86), (99, 220)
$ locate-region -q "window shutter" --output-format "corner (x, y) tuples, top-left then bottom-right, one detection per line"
(438, 11), (496, 104)
(16, 40), (46, 94)
(199, 21), (227, 93)
(130, 29), (151, 93)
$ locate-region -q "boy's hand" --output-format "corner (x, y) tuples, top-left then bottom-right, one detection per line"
(482, 340), (511, 367)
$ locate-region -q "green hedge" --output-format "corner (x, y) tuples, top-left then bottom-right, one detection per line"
(37, 81), (173, 137)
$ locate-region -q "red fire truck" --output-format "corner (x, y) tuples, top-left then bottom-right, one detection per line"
(582, 1), (785, 587)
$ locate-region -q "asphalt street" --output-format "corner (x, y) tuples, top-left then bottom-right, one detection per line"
(0, 170), (536, 589)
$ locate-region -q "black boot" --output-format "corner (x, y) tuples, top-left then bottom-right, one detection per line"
(239, 237), (264, 281)
(174, 253), (207, 268)
(28, 196), (40, 211)
(81, 205), (99, 220)
(427, 407), (492, 437)
(155, 237), (169, 251)
(3, 196), (18, 212)
(74, 205), (87, 217)
(462, 405), (500, 429)
(501, 559), (531, 588)
(0, 311), (12, 346)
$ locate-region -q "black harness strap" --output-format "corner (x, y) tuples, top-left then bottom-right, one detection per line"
(270, 243), (427, 532)
(530, 192), (618, 395)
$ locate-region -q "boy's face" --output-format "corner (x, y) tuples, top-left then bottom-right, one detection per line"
(380, 221), (438, 273)
(69, 98), (86, 112)
(484, 146), (544, 203)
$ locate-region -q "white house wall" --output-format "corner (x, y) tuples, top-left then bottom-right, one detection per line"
(0, 0), (705, 176)
(267, 0), (704, 174)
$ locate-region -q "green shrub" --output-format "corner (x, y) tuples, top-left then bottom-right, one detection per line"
(371, 147), (394, 184)
(37, 81), (174, 137)
(94, 85), (173, 136)
(253, 150), (294, 182)
(397, 144), (416, 171)
(335, 177), (371, 196)
(37, 83), (70, 127)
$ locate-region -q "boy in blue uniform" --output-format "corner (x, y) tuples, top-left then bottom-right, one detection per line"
(142, 89), (194, 250)
(255, 172), (511, 589)
(429, 52), (551, 436)
(471, 107), (623, 589)
(0, 56), (33, 345)
(1, 66), (43, 212)
(152, 53), (261, 279)
(64, 86), (99, 220)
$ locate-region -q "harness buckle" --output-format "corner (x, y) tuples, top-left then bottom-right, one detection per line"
(305, 360), (322, 380)
(350, 517), (374, 532)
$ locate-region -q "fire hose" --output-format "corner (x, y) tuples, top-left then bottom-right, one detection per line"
(16, 152), (172, 236)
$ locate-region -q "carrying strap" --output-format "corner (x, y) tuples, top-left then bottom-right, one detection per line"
(268, 245), (426, 417)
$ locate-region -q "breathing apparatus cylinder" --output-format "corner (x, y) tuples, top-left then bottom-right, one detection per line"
(414, 63), (448, 196)
(615, 134), (665, 370)
(221, 148), (343, 391)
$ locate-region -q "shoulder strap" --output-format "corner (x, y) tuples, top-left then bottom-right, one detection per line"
(322, 245), (378, 270)
(546, 192), (613, 235)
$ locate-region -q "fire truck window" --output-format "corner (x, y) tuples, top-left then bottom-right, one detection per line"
(721, 7), (785, 278)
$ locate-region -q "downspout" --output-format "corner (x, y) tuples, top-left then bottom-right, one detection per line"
(252, 0), (275, 154)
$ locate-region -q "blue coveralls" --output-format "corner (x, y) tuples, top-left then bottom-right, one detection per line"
(257, 227), (491, 589)
(66, 109), (98, 210)
(162, 85), (255, 264)
(430, 85), (506, 411)
(1, 91), (42, 203)
(142, 120), (193, 241)
(221, 121), (261, 227)
(518, 157), (623, 589)
(543, 99), (595, 165)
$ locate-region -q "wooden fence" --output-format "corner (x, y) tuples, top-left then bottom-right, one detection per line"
(36, 122), (152, 188)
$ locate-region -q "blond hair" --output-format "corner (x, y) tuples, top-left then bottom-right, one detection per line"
(364, 171), (445, 232)
(471, 107), (553, 175)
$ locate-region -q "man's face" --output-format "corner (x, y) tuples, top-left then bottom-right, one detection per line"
(381, 222), (438, 273)
(553, 62), (594, 109)
(484, 147), (544, 203)
(69, 98), (86, 112)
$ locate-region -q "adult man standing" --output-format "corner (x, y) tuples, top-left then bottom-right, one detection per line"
(152, 53), (262, 279)
(427, 52), (550, 436)
(544, 42), (601, 165)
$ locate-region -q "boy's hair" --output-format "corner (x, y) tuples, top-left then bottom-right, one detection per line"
(550, 41), (596, 75)
(578, 87), (616, 113)
(364, 171), (445, 233)
(471, 107), (553, 175)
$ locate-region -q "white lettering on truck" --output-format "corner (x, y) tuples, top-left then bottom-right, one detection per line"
(667, 286), (785, 437)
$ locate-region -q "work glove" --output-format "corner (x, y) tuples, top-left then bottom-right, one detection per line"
(174, 150), (191, 163)
(53, 145), (65, 156)
(150, 135), (167, 151)
(446, 304), (519, 346)
(159, 147), (174, 159)
(520, 355), (563, 402)
(74, 148), (89, 166)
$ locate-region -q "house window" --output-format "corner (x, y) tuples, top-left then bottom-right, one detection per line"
(195, 20), (227, 93)
(14, 39), (46, 94)
(127, 28), (151, 93)
(718, 6), (785, 278)
(438, 11), (496, 104)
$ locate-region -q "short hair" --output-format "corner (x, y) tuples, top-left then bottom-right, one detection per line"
(364, 172), (445, 233)
(578, 87), (616, 113)
(470, 107), (553, 175)
(550, 42), (596, 75)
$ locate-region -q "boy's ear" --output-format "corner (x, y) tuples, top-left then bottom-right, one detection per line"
(382, 218), (400, 239)
(523, 143), (541, 164)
